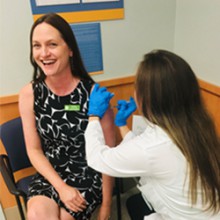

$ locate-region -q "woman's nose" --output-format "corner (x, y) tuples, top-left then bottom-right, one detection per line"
(40, 46), (50, 57)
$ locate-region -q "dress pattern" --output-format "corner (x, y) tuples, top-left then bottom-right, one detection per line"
(28, 80), (102, 219)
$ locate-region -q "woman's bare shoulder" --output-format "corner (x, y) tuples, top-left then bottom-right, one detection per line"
(19, 83), (33, 114)
(19, 83), (32, 95)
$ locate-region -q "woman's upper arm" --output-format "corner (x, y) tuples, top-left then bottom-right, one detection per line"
(100, 107), (115, 147)
(19, 84), (42, 152)
(89, 83), (115, 147)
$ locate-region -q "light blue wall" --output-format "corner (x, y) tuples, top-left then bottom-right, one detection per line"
(96, 0), (176, 82)
(174, 0), (220, 86)
(0, 0), (176, 96)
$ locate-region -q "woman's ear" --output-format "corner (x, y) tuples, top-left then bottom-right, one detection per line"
(134, 90), (141, 113)
(69, 50), (73, 57)
(134, 90), (137, 104)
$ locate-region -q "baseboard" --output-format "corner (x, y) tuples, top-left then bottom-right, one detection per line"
(4, 205), (25, 220)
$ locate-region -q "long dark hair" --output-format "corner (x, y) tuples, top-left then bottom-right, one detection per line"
(135, 49), (220, 212)
(30, 13), (94, 83)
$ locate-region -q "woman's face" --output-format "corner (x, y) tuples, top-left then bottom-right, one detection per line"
(32, 22), (72, 77)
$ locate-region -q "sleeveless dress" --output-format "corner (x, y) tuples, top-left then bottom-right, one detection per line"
(28, 79), (102, 219)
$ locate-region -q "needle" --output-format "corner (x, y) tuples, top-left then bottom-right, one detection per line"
(111, 101), (130, 109)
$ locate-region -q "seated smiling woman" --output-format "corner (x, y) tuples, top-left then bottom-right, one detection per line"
(19, 13), (115, 220)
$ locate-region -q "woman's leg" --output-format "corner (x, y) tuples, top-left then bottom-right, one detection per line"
(60, 208), (76, 220)
(126, 193), (155, 220)
(27, 195), (60, 220)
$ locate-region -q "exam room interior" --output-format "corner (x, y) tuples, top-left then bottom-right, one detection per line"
(1, 0), (220, 219)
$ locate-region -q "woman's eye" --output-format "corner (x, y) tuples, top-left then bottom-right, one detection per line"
(49, 43), (57, 48)
(32, 44), (40, 49)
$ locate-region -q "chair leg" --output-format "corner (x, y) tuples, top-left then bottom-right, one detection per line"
(15, 196), (26, 220)
(22, 196), (28, 209)
(115, 178), (122, 220)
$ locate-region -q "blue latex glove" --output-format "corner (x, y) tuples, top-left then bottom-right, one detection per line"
(88, 83), (114, 118)
(115, 97), (137, 127)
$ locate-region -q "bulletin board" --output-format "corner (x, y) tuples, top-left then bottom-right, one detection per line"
(30, 0), (124, 23)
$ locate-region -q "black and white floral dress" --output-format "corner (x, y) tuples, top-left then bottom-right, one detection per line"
(28, 79), (102, 219)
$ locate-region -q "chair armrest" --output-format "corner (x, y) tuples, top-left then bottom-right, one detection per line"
(0, 154), (26, 197)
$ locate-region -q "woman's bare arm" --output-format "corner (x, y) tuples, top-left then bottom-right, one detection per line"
(99, 108), (115, 219)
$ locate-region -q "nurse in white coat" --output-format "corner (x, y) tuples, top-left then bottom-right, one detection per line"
(85, 50), (220, 220)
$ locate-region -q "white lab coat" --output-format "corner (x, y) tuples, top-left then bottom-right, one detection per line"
(85, 120), (220, 220)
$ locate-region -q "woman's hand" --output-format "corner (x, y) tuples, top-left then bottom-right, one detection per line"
(88, 84), (114, 119)
(58, 184), (87, 212)
(115, 97), (137, 126)
(97, 204), (111, 220)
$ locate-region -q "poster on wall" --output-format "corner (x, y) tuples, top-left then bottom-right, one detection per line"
(82, 0), (120, 2)
(36, 0), (119, 4)
(71, 23), (103, 75)
(36, 0), (80, 5)
(30, 0), (124, 23)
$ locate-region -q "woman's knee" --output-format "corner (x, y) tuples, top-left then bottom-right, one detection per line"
(27, 196), (59, 220)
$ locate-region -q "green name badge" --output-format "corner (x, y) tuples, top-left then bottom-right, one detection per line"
(64, 104), (80, 111)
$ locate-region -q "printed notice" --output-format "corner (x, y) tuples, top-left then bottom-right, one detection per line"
(31, 0), (124, 24)
(36, 0), (79, 6)
(132, 115), (148, 135)
(71, 23), (103, 75)
(82, 0), (119, 2)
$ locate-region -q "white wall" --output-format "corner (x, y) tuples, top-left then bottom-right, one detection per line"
(0, 203), (6, 220)
(0, 0), (176, 96)
(0, 0), (33, 96)
(174, 0), (220, 86)
(96, 0), (176, 82)
(1, 0), (220, 96)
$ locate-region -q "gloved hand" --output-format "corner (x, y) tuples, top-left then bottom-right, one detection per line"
(115, 97), (137, 127)
(88, 83), (114, 118)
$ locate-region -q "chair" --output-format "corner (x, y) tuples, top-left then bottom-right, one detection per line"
(126, 192), (155, 220)
(0, 117), (122, 220)
(114, 178), (122, 220)
(0, 117), (34, 220)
